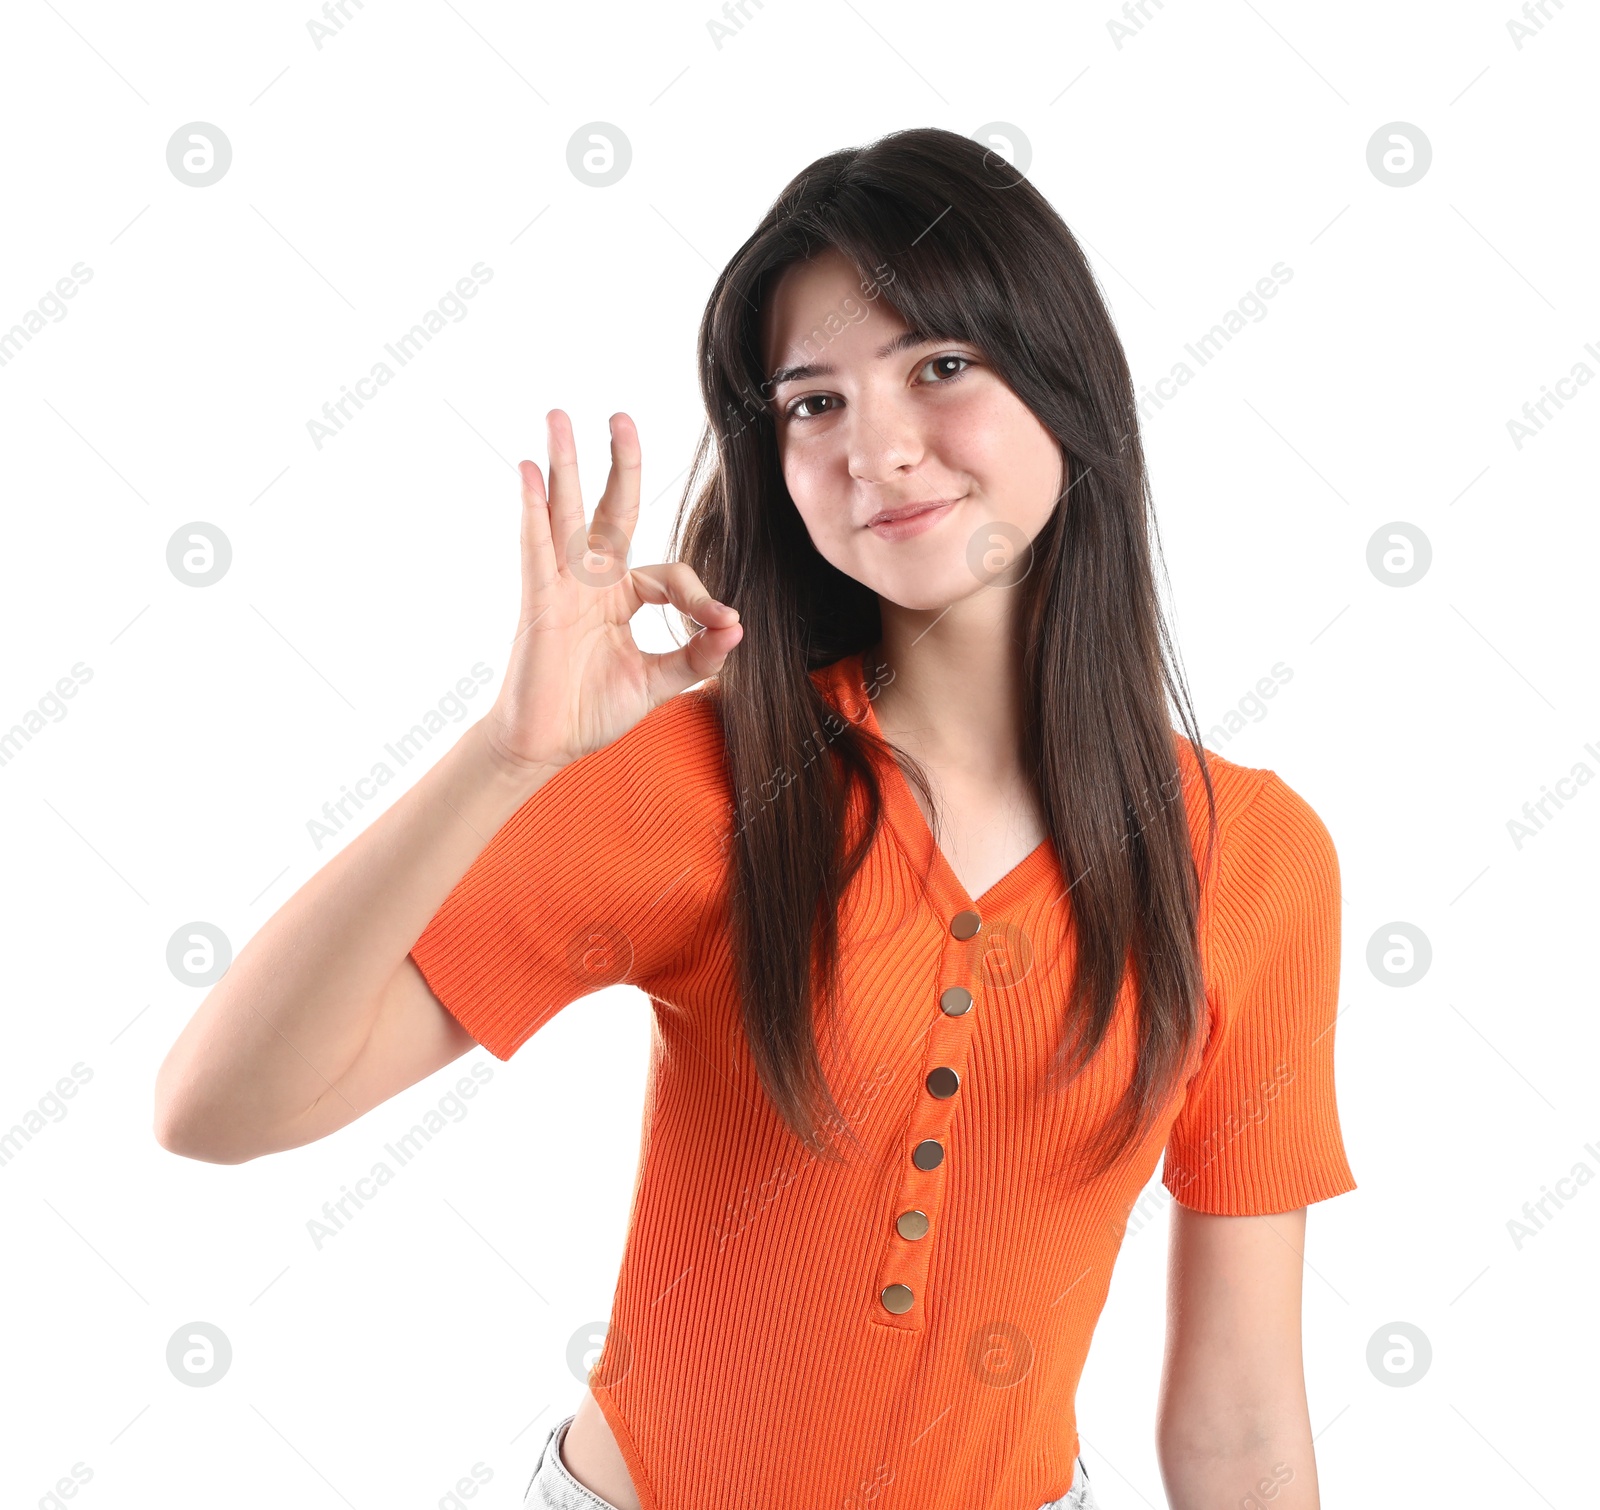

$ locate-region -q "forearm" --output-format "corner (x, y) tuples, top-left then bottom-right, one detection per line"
(153, 717), (555, 1154)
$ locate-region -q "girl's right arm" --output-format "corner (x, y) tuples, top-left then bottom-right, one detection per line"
(152, 410), (741, 1165)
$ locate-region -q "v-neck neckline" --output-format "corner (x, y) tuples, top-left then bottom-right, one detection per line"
(839, 650), (1057, 921)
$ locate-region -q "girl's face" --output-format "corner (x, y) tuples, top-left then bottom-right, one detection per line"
(760, 247), (1065, 614)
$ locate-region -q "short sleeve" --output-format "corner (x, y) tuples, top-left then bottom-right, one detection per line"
(1161, 771), (1357, 1215)
(408, 689), (729, 1061)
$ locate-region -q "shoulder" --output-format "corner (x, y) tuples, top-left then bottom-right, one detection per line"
(1172, 734), (1340, 955)
(622, 677), (728, 774)
(1173, 733), (1335, 864)
(566, 678), (726, 772)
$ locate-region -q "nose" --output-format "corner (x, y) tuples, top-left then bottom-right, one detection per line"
(845, 387), (927, 486)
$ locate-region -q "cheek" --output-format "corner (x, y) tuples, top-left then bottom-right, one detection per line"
(938, 394), (1007, 463)
(781, 446), (850, 551)
(953, 389), (1062, 507)
(783, 444), (840, 514)
(948, 386), (1037, 466)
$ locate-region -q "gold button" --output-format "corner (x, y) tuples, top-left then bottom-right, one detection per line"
(881, 1283), (915, 1314)
(950, 910), (981, 939)
(925, 1066), (959, 1099)
(896, 1209), (930, 1240)
(939, 986), (973, 1016)
(912, 1138), (944, 1170)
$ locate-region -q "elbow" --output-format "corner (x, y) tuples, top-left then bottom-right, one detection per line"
(152, 1066), (253, 1166)
(1156, 1400), (1308, 1468)
(153, 1119), (236, 1165)
(152, 1101), (248, 1165)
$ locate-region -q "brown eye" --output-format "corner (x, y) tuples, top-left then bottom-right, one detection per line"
(787, 393), (841, 421)
(917, 354), (973, 384)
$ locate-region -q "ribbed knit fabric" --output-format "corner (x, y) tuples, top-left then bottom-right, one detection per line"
(408, 650), (1357, 1510)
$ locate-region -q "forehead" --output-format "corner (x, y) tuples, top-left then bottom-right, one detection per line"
(759, 247), (906, 373)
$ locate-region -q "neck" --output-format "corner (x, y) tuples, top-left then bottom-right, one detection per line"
(866, 594), (1028, 779)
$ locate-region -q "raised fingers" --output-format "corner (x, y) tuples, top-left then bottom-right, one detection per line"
(544, 409), (586, 575)
(589, 413), (642, 578)
(515, 458), (560, 631)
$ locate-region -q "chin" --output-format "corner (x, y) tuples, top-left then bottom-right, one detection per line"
(860, 560), (983, 614)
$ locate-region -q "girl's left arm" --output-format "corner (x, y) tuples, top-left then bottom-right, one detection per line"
(1155, 1203), (1323, 1510)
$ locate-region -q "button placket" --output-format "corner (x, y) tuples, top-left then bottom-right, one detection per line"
(873, 908), (983, 1329)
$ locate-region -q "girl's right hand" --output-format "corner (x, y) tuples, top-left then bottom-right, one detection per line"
(478, 408), (742, 779)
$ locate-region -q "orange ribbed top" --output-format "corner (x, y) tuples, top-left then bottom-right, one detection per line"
(409, 651), (1356, 1510)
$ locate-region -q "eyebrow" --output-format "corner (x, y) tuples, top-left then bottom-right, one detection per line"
(766, 328), (944, 391)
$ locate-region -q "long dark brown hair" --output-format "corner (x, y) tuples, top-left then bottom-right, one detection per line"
(669, 126), (1219, 1186)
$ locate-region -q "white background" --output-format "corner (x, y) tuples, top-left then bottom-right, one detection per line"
(1, 1), (1595, 1506)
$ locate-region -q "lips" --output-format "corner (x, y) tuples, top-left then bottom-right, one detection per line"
(867, 497), (963, 526)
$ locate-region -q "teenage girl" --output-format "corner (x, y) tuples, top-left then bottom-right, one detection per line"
(155, 128), (1355, 1510)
